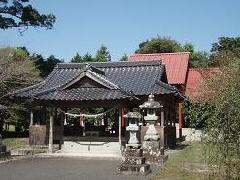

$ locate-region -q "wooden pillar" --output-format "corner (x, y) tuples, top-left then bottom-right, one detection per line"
(48, 107), (54, 153)
(178, 102), (183, 138)
(59, 109), (64, 150)
(160, 108), (165, 148)
(121, 108), (125, 128)
(119, 108), (122, 152)
(30, 109), (33, 126)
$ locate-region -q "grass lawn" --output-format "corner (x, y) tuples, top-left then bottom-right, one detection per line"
(154, 142), (216, 180)
(3, 138), (29, 150)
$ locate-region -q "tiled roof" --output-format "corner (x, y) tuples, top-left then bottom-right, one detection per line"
(128, 52), (190, 85)
(185, 68), (221, 101)
(13, 61), (178, 102)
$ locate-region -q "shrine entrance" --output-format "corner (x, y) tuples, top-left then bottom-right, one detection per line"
(61, 107), (125, 156)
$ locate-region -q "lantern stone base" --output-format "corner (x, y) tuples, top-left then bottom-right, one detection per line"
(0, 144), (6, 152)
(118, 148), (151, 176)
(0, 144), (10, 158)
(142, 140), (168, 165)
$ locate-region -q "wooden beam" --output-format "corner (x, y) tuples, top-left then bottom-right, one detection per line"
(48, 107), (54, 153)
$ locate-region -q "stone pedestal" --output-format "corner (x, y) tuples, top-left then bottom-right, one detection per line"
(0, 135), (9, 158)
(142, 140), (168, 165)
(118, 148), (151, 175)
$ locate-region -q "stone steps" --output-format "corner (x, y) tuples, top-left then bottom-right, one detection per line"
(61, 141), (121, 155)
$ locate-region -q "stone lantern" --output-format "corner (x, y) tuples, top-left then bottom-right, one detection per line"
(139, 94), (162, 141)
(124, 112), (141, 148)
(139, 94), (167, 165)
(119, 111), (151, 176)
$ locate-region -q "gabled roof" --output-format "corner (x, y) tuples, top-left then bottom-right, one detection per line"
(128, 52), (190, 85)
(13, 61), (178, 102)
(185, 68), (221, 101)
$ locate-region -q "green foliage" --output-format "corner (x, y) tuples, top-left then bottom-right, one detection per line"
(31, 53), (63, 78)
(135, 36), (213, 68)
(211, 37), (240, 58)
(71, 53), (82, 63)
(0, 0), (55, 31)
(95, 45), (111, 62)
(120, 53), (128, 61)
(0, 47), (40, 96)
(188, 59), (240, 179)
(0, 47), (40, 133)
(71, 45), (111, 63)
(82, 52), (95, 62)
(135, 36), (183, 54)
(184, 102), (212, 128)
(211, 37), (240, 67)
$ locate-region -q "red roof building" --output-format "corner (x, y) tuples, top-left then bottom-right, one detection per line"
(185, 68), (221, 101)
(128, 52), (190, 135)
(128, 52), (190, 86)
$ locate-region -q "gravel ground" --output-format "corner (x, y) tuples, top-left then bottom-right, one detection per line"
(0, 157), (158, 180)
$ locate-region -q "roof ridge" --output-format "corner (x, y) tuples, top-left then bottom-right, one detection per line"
(129, 52), (190, 56)
(56, 60), (162, 69)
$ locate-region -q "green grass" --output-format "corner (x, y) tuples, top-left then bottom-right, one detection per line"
(154, 143), (215, 180)
(3, 138), (29, 150)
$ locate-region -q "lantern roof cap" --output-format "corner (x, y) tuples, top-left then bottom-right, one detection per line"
(124, 112), (142, 119)
(139, 94), (163, 109)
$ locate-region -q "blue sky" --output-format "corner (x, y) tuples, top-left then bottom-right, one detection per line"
(0, 0), (239, 61)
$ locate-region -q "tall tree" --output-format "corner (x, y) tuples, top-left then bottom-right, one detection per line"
(71, 52), (82, 63)
(95, 45), (111, 62)
(0, 47), (40, 133)
(211, 37), (240, 57)
(120, 53), (128, 61)
(31, 53), (63, 78)
(211, 37), (240, 66)
(0, 0), (55, 31)
(82, 52), (94, 62)
(135, 36), (183, 54)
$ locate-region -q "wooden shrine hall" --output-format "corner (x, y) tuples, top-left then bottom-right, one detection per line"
(12, 61), (182, 154)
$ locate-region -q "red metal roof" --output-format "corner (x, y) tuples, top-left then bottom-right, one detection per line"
(186, 68), (221, 101)
(128, 52), (190, 85)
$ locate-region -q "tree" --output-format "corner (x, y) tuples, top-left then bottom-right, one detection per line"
(31, 53), (63, 77)
(82, 52), (94, 62)
(95, 45), (111, 62)
(0, 0), (55, 31)
(135, 36), (184, 54)
(135, 36), (213, 68)
(0, 47), (40, 133)
(71, 53), (82, 63)
(211, 37), (240, 58)
(211, 37), (240, 66)
(120, 53), (128, 61)
(187, 57), (240, 179)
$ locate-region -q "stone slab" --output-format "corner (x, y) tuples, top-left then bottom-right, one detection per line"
(142, 141), (160, 149)
(123, 148), (143, 157)
(118, 163), (151, 176)
(121, 156), (145, 165)
(143, 149), (168, 165)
